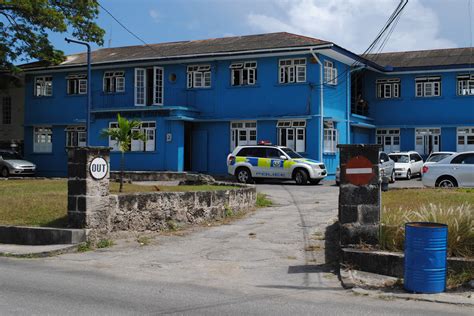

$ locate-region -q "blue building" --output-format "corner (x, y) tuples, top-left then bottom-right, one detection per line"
(21, 33), (474, 178)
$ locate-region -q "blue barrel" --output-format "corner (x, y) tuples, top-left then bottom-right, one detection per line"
(404, 222), (448, 293)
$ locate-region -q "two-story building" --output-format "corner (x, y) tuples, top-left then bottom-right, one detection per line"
(20, 32), (474, 178)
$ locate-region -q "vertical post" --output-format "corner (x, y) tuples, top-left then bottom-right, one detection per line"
(338, 144), (381, 245)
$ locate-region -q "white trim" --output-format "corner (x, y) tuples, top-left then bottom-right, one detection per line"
(134, 68), (146, 106)
(153, 66), (164, 105)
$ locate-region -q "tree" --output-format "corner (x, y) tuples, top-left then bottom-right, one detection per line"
(100, 114), (145, 192)
(0, 0), (105, 71)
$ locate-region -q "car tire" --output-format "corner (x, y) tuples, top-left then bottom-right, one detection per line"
(406, 169), (411, 180)
(235, 167), (252, 184)
(1, 167), (9, 178)
(310, 179), (321, 185)
(294, 169), (309, 185)
(390, 170), (396, 183)
(436, 176), (458, 188)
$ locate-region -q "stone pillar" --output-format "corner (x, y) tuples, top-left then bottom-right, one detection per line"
(67, 147), (111, 233)
(338, 144), (381, 245)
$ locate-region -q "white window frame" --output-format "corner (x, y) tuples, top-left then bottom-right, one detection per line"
(187, 65), (211, 88)
(109, 121), (156, 152)
(153, 66), (164, 105)
(230, 121), (257, 151)
(376, 129), (401, 153)
(376, 78), (400, 99)
(134, 68), (146, 106)
(65, 126), (87, 147)
(457, 127), (474, 152)
(324, 60), (337, 85)
(230, 61), (257, 86)
(415, 76), (441, 97)
(277, 120), (306, 152)
(33, 126), (53, 153)
(323, 121), (338, 154)
(34, 76), (53, 97)
(457, 74), (474, 96)
(103, 71), (125, 93)
(66, 73), (87, 95)
(279, 58), (306, 84)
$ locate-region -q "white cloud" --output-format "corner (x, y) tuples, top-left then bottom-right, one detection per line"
(247, 0), (456, 52)
(149, 9), (160, 23)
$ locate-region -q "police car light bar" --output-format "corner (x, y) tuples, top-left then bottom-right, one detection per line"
(258, 140), (272, 145)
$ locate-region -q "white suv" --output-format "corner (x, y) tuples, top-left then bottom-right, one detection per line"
(227, 145), (327, 185)
(388, 151), (424, 180)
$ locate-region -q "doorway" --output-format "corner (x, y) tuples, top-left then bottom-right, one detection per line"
(415, 128), (440, 156)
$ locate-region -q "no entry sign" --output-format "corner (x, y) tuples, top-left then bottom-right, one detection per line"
(345, 155), (375, 186)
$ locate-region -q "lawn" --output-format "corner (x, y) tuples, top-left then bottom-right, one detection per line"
(0, 180), (237, 227)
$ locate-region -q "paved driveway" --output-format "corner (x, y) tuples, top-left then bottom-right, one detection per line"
(0, 183), (470, 315)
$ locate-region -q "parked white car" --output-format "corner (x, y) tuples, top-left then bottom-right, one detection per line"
(423, 151), (455, 166)
(388, 151), (424, 180)
(422, 151), (474, 187)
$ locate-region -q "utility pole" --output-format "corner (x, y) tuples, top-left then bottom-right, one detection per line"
(65, 38), (92, 146)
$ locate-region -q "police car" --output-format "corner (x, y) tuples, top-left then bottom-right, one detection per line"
(227, 144), (327, 185)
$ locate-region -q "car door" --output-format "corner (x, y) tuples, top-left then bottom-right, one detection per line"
(379, 153), (391, 176)
(409, 154), (422, 174)
(414, 153), (424, 173)
(265, 148), (287, 178)
(450, 153), (474, 187)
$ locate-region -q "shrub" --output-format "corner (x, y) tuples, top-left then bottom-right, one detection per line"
(381, 204), (474, 257)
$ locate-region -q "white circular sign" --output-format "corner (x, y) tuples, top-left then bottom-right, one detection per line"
(89, 157), (108, 180)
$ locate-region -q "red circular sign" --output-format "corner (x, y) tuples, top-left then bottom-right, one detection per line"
(344, 156), (375, 186)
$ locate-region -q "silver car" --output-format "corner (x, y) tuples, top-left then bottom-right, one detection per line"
(335, 152), (395, 185)
(0, 150), (36, 177)
(422, 151), (474, 188)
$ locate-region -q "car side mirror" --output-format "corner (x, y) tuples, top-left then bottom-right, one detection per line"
(279, 155), (287, 160)
(380, 159), (385, 163)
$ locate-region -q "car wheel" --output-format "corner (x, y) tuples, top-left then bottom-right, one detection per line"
(310, 179), (321, 185)
(235, 168), (252, 184)
(390, 170), (396, 183)
(436, 176), (457, 188)
(1, 167), (9, 178)
(294, 169), (308, 185)
(406, 169), (411, 180)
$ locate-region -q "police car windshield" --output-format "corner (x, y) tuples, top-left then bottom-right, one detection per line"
(281, 147), (302, 159)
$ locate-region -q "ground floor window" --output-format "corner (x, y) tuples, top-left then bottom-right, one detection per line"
(415, 128), (440, 156)
(277, 120), (306, 152)
(34, 126), (53, 153)
(376, 129), (400, 153)
(109, 121), (156, 152)
(323, 121), (338, 154)
(230, 121), (257, 150)
(65, 126), (86, 147)
(457, 127), (474, 152)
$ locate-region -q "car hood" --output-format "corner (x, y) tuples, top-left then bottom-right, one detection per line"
(293, 158), (324, 167)
(4, 160), (36, 167)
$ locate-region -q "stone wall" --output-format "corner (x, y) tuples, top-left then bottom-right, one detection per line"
(110, 171), (215, 184)
(109, 184), (256, 232)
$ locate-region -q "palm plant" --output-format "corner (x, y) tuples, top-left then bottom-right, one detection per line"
(100, 114), (145, 192)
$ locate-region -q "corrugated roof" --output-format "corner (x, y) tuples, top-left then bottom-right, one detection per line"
(364, 47), (474, 68)
(22, 32), (330, 69)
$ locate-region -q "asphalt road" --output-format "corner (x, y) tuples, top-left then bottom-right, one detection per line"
(0, 183), (470, 315)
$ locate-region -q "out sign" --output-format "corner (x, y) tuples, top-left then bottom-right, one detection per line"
(90, 157), (108, 180)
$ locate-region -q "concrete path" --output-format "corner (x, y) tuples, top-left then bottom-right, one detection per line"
(0, 183), (471, 315)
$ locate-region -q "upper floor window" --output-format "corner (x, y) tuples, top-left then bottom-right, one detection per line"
(415, 76), (441, 97)
(103, 71), (125, 93)
(323, 121), (338, 154)
(2, 96), (11, 125)
(187, 65), (211, 88)
(277, 120), (306, 153)
(34, 76), (52, 96)
(230, 61), (257, 86)
(376, 78), (400, 99)
(134, 67), (164, 106)
(324, 60), (337, 85)
(457, 74), (474, 96)
(66, 73), (87, 95)
(279, 58), (306, 84)
(65, 126), (86, 147)
(33, 126), (53, 153)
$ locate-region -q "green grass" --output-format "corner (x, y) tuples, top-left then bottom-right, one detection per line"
(381, 189), (474, 258)
(256, 193), (273, 208)
(0, 180), (238, 227)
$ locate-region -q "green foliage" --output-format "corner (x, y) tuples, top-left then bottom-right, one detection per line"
(0, 0), (105, 70)
(381, 204), (474, 257)
(256, 193), (272, 208)
(77, 241), (92, 252)
(166, 220), (178, 231)
(224, 205), (234, 217)
(96, 239), (114, 249)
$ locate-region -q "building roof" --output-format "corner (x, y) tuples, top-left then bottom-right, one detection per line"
(364, 47), (474, 69)
(22, 32), (331, 69)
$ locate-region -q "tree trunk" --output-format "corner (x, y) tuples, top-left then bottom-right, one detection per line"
(120, 151), (125, 192)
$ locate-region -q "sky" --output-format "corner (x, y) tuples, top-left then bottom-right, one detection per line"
(47, 0), (473, 57)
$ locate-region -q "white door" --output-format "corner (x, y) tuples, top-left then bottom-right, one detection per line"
(415, 128), (440, 156)
(378, 135), (400, 153)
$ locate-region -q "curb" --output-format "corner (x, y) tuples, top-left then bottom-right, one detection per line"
(0, 244), (79, 258)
